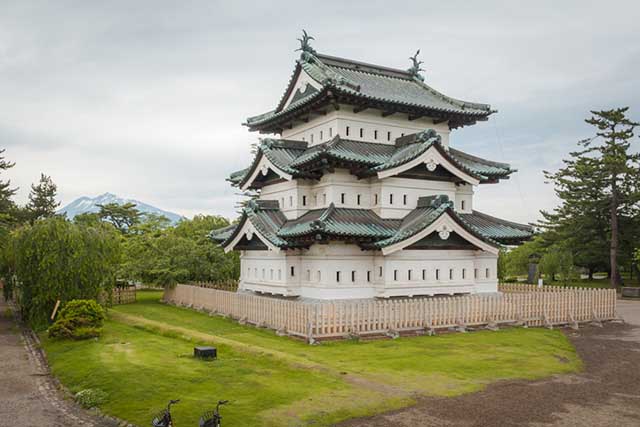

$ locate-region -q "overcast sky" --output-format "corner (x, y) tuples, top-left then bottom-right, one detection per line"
(2, 1), (639, 223)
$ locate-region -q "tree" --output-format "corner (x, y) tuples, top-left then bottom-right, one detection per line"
(10, 217), (121, 329)
(26, 173), (60, 223)
(118, 215), (239, 286)
(542, 108), (640, 288)
(0, 149), (17, 224)
(97, 202), (142, 233)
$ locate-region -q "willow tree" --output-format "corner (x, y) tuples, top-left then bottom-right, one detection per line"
(12, 217), (121, 329)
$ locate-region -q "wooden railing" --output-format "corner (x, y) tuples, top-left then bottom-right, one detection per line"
(164, 284), (617, 341)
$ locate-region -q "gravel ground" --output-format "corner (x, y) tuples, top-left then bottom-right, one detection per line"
(0, 297), (117, 427)
(340, 299), (640, 427)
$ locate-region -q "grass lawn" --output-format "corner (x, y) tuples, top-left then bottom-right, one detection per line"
(42, 290), (582, 426)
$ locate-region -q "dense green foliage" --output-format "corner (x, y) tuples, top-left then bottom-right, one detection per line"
(505, 108), (640, 287)
(11, 218), (121, 329)
(26, 173), (60, 223)
(41, 291), (580, 427)
(49, 299), (106, 339)
(119, 214), (239, 286)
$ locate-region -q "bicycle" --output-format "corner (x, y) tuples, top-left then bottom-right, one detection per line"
(152, 399), (180, 427)
(199, 400), (229, 427)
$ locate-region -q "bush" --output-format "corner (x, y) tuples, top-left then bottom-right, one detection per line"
(75, 388), (107, 408)
(48, 299), (105, 339)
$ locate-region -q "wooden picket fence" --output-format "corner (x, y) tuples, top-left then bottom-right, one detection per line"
(164, 284), (618, 341)
(110, 286), (137, 305)
(187, 280), (239, 292)
(498, 283), (601, 293)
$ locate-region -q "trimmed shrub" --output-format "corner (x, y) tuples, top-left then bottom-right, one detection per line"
(48, 299), (105, 339)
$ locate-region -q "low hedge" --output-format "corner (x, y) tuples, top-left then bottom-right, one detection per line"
(48, 299), (105, 340)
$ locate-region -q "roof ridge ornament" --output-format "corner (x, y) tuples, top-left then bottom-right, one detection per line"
(407, 49), (425, 81)
(415, 128), (441, 144)
(296, 30), (317, 60)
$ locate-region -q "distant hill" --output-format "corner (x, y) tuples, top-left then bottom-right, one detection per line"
(58, 192), (184, 224)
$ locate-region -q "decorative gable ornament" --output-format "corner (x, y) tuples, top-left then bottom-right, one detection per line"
(425, 159), (438, 172)
(438, 226), (451, 241)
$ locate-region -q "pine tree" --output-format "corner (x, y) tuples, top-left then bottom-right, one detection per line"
(97, 202), (142, 234)
(542, 108), (640, 288)
(26, 173), (60, 223)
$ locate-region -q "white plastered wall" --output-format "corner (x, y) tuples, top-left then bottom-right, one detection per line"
(280, 105), (451, 148)
(238, 242), (498, 299)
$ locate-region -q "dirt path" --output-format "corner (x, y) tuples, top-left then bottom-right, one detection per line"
(340, 300), (640, 427)
(0, 298), (117, 427)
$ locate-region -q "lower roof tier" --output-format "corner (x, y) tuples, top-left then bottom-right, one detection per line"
(210, 195), (533, 255)
(230, 129), (515, 191)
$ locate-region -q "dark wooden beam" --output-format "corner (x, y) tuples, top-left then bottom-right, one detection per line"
(353, 106), (368, 114)
(433, 118), (448, 125)
(381, 111), (395, 117)
(309, 109), (327, 116)
(408, 114), (424, 121)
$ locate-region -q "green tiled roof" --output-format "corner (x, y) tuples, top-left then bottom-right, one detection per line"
(460, 210), (533, 243)
(245, 52), (493, 131)
(278, 203), (398, 239)
(216, 195), (532, 251)
(228, 129), (514, 188)
(219, 199), (291, 249)
(370, 195), (453, 248)
(209, 224), (237, 242)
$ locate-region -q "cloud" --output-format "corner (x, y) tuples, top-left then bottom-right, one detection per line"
(1, 0), (639, 223)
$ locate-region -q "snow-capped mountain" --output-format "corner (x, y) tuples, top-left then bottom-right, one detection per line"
(58, 192), (184, 224)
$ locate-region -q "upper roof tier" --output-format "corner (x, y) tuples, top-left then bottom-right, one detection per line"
(230, 129), (515, 191)
(244, 34), (494, 133)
